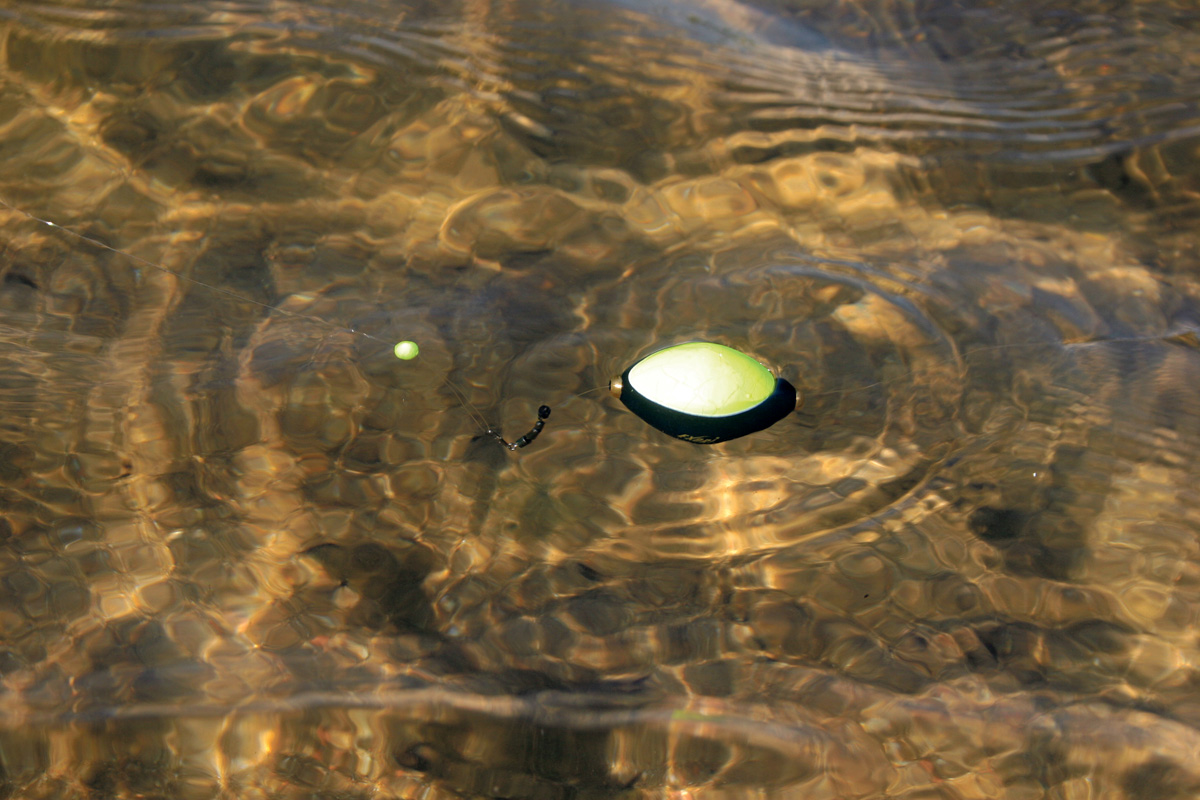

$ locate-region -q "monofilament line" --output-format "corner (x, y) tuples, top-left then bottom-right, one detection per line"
(0, 197), (393, 348)
(0, 196), (558, 450)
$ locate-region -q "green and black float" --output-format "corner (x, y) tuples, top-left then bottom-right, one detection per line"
(610, 342), (798, 444)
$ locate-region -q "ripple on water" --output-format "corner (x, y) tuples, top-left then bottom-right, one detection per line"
(3, 0), (1200, 797)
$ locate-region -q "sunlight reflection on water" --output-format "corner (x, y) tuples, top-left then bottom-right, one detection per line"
(1, 0), (1200, 796)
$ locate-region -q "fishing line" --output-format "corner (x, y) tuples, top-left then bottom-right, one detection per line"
(804, 328), (1200, 401)
(0, 197), (551, 451)
(1, 196), (1196, 447)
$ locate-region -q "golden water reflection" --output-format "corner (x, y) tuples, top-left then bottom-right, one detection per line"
(2, 0), (1200, 797)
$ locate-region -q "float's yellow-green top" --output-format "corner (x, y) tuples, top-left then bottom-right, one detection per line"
(627, 342), (776, 417)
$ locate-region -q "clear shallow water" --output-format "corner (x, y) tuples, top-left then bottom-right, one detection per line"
(1, 0), (1200, 797)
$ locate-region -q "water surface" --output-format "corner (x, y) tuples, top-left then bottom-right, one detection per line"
(2, 0), (1200, 797)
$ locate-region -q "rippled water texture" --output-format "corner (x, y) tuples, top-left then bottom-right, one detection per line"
(2, 0), (1200, 797)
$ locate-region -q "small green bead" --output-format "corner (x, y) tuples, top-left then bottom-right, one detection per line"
(393, 341), (419, 360)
